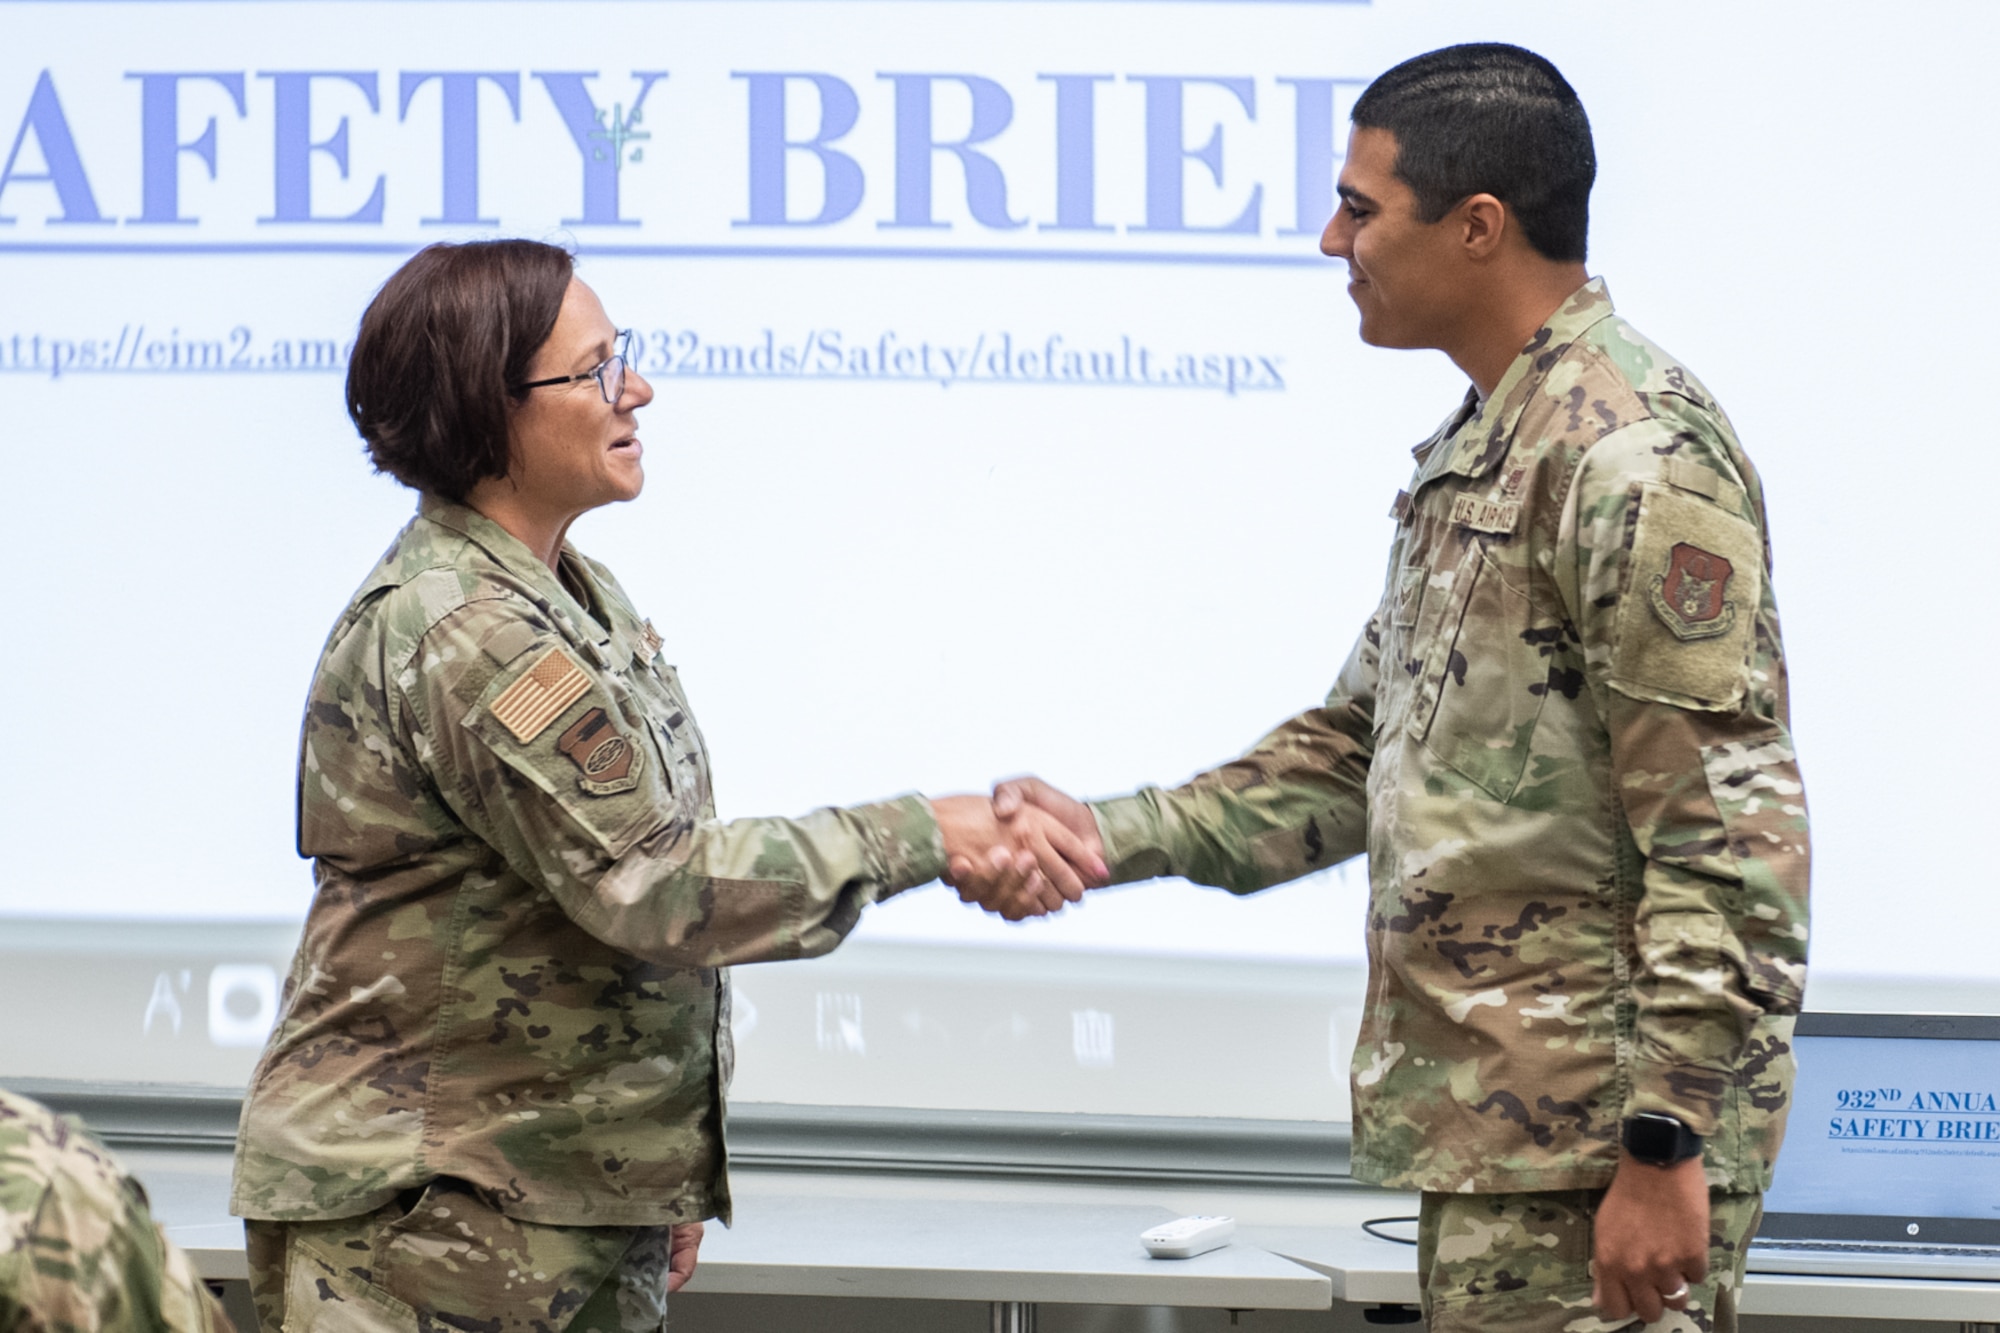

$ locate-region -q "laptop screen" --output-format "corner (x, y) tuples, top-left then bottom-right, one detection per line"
(1761, 1013), (2000, 1244)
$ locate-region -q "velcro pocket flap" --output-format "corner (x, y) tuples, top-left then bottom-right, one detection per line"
(1610, 483), (1761, 710)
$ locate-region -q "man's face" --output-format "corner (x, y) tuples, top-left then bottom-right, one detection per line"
(1320, 126), (1469, 350)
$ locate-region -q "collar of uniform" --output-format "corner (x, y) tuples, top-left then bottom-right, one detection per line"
(1434, 277), (1617, 482)
(1412, 389), (1483, 477)
(562, 548), (650, 664)
(415, 494), (616, 660)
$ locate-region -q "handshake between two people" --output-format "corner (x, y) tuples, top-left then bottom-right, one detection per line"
(931, 778), (1105, 921)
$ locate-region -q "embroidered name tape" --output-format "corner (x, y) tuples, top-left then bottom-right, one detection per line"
(490, 647), (591, 743)
(1449, 493), (1522, 535)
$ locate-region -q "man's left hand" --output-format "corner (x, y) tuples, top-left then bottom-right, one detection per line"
(666, 1221), (704, 1293)
(1591, 1151), (1708, 1324)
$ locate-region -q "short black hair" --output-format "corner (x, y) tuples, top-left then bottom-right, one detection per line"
(1351, 43), (1594, 263)
(346, 239), (575, 501)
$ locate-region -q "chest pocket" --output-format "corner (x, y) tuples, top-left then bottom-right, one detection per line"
(1392, 566), (1425, 631)
(1374, 551), (1444, 739)
(629, 653), (713, 821)
(1416, 546), (1572, 802)
(1380, 535), (1479, 740)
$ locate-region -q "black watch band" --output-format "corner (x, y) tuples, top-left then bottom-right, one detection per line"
(1622, 1112), (1704, 1167)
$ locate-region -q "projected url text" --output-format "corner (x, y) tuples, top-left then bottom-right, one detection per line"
(2, 326), (1287, 395)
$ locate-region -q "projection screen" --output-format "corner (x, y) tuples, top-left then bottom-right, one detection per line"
(4, 0), (1996, 1121)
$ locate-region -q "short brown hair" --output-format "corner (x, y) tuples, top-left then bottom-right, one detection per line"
(346, 240), (575, 500)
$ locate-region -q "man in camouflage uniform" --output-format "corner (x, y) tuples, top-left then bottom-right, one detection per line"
(990, 44), (1808, 1332)
(1, 1086), (231, 1332)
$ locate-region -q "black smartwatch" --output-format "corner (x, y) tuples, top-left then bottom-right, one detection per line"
(1622, 1112), (1703, 1167)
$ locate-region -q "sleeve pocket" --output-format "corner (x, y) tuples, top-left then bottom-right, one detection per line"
(460, 648), (672, 861)
(1610, 484), (1762, 710)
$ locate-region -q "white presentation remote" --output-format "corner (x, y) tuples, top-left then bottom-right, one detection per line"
(1141, 1214), (1236, 1259)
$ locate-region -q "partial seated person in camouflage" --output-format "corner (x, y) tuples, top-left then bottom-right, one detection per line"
(977, 44), (1809, 1333)
(229, 239), (1103, 1333)
(1, 1086), (231, 1332)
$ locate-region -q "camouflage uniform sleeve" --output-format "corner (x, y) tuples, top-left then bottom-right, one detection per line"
(1566, 422), (1810, 1138)
(1090, 609), (1380, 892)
(0, 1091), (231, 1333)
(399, 597), (946, 968)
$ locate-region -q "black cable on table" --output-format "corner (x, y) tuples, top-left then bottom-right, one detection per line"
(1360, 1215), (1421, 1245)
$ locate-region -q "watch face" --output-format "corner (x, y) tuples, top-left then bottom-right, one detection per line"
(1625, 1114), (1697, 1163)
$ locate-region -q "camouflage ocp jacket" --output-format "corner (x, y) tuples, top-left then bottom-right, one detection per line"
(2, 1088), (231, 1331)
(1092, 280), (1809, 1194)
(231, 498), (945, 1227)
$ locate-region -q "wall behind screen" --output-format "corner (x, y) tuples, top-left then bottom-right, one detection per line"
(3, 0), (1996, 1102)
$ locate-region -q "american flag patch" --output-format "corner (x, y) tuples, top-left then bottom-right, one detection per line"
(490, 647), (591, 743)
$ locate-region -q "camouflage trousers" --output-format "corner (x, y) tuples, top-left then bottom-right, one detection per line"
(1416, 1188), (1762, 1333)
(243, 1178), (672, 1333)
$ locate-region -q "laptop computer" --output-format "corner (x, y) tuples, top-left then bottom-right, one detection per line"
(1750, 1012), (2000, 1280)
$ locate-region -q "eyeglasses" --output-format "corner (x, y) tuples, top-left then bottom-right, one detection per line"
(515, 330), (634, 404)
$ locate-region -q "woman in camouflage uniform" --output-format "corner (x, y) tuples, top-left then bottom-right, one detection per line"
(229, 241), (1097, 1332)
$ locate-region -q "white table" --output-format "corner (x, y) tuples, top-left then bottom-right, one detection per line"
(134, 1149), (2000, 1329)
(135, 1151), (1332, 1330)
(688, 1193), (1330, 1330)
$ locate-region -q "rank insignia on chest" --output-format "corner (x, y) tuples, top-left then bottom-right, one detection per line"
(1449, 492), (1522, 535)
(557, 707), (645, 795)
(1649, 542), (1738, 641)
(490, 647), (592, 743)
(1389, 490), (1413, 522)
(640, 619), (664, 659)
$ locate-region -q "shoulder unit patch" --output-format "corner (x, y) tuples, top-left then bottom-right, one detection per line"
(1649, 542), (1737, 641)
(489, 646), (591, 743)
(557, 707), (644, 795)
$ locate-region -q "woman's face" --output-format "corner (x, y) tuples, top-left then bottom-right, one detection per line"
(505, 277), (654, 516)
